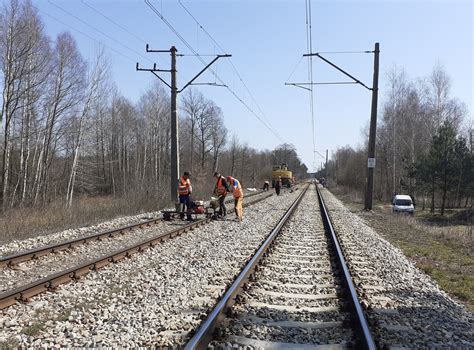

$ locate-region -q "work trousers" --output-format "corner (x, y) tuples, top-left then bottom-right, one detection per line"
(234, 197), (243, 220)
(179, 195), (192, 220)
(218, 194), (227, 217)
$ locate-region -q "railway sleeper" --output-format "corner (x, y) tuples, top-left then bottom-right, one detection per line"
(19, 283), (50, 302)
(47, 274), (74, 289)
(0, 293), (22, 309)
(93, 259), (112, 270)
(72, 265), (94, 279)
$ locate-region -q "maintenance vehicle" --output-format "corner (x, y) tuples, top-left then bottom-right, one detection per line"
(272, 164), (293, 188)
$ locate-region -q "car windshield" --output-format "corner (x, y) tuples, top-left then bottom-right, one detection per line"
(395, 199), (412, 206)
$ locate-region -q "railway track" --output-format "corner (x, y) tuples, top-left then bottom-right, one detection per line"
(185, 183), (376, 349)
(0, 190), (264, 268)
(0, 190), (272, 310)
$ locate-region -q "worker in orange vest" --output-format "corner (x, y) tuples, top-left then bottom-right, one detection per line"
(227, 175), (243, 221)
(213, 171), (229, 218)
(178, 171), (193, 220)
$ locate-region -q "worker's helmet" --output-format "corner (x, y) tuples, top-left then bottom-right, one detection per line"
(227, 175), (233, 181)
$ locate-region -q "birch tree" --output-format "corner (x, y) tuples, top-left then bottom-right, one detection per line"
(66, 49), (108, 207)
(32, 32), (86, 204)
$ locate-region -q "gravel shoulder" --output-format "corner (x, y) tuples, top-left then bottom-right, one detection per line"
(0, 188), (301, 348)
(211, 186), (354, 348)
(320, 188), (474, 348)
(331, 188), (474, 312)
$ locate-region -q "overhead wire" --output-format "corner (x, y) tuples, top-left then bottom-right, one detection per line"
(80, 0), (149, 45)
(145, 0), (283, 143)
(285, 56), (304, 84)
(176, 0), (282, 142)
(305, 0), (317, 171)
(39, 10), (137, 63)
(79, 0), (189, 84)
(48, 0), (157, 66)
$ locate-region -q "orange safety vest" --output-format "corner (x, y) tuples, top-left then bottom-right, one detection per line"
(178, 177), (191, 196)
(231, 178), (243, 199)
(216, 176), (227, 196)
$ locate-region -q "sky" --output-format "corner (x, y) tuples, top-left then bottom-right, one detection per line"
(32, 0), (473, 171)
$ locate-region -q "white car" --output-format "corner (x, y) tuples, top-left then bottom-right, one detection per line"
(392, 195), (415, 214)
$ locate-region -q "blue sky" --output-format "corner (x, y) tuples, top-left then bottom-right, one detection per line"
(33, 0), (473, 171)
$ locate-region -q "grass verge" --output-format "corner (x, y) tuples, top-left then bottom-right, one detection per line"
(0, 193), (168, 245)
(331, 186), (474, 312)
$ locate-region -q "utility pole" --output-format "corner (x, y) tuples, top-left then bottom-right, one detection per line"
(325, 149), (328, 180)
(364, 42), (380, 210)
(295, 42), (380, 210)
(137, 46), (230, 203)
(170, 47), (179, 204)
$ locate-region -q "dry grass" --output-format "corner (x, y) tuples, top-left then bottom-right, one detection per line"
(0, 193), (167, 245)
(332, 187), (474, 312)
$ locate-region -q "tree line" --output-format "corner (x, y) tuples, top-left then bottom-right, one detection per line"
(0, 0), (307, 212)
(323, 65), (472, 215)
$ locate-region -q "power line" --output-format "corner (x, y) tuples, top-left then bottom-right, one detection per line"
(39, 10), (136, 63)
(80, 0), (149, 45)
(285, 56), (304, 84)
(305, 0), (316, 171)
(48, 0), (156, 65)
(144, 0), (283, 143)
(176, 0), (283, 142)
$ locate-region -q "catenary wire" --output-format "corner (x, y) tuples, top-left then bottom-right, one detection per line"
(176, 0), (281, 140)
(145, 0), (284, 143)
(48, 0), (156, 66)
(39, 10), (136, 64)
(78, 0), (184, 82)
(80, 0), (149, 45)
(285, 56), (305, 84)
(305, 0), (317, 171)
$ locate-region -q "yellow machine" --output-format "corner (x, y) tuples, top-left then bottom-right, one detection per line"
(272, 164), (293, 188)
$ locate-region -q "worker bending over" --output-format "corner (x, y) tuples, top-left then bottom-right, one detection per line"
(263, 181), (270, 191)
(228, 176), (243, 221)
(178, 171), (193, 221)
(214, 172), (229, 218)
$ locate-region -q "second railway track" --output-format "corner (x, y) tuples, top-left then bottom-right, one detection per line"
(186, 183), (375, 349)
(0, 190), (265, 268)
(0, 190), (271, 309)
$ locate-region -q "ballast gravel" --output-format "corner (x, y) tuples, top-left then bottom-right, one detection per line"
(0, 220), (190, 293)
(0, 192), (264, 293)
(0, 211), (163, 257)
(320, 188), (474, 349)
(211, 185), (354, 348)
(0, 192), (257, 257)
(0, 188), (300, 347)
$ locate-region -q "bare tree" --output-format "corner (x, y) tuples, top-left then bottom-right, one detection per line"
(195, 99), (213, 169)
(181, 88), (207, 174)
(32, 32), (86, 204)
(209, 105), (227, 173)
(0, 0), (51, 208)
(66, 48), (108, 207)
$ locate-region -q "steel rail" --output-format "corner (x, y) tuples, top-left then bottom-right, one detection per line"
(316, 185), (376, 350)
(184, 184), (309, 350)
(0, 192), (272, 310)
(0, 190), (265, 268)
